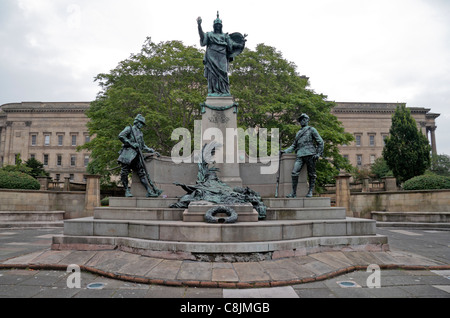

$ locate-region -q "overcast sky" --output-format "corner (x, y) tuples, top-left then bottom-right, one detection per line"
(1, 0), (449, 155)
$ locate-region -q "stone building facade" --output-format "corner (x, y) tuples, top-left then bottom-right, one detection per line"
(332, 102), (439, 168)
(0, 101), (440, 183)
(0, 102), (92, 183)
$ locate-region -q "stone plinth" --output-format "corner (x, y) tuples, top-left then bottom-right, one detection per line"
(182, 201), (259, 222)
(201, 96), (242, 188)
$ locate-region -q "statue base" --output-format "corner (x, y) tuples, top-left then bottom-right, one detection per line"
(182, 201), (259, 222)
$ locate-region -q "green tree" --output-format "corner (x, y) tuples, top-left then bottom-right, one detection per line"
(79, 38), (205, 182)
(382, 104), (431, 184)
(230, 44), (354, 187)
(81, 39), (353, 188)
(370, 157), (393, 180)
(429, 154), (450, 177)
(25, 157), (49, 178)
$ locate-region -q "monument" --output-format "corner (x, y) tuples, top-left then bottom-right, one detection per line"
(52, 12), (388, 263)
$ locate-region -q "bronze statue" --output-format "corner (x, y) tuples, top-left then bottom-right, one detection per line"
(197, 12), (246, 96)
(117, 114), (163, 197)
(281, 114), (324, 198)
(170, 141), (267, 220)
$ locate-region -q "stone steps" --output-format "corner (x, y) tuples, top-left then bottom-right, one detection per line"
(0, 211), (65, 221)
(0, 211), (65, 228)
(371, 211), (450, 223)
(62, 217), (377, 243)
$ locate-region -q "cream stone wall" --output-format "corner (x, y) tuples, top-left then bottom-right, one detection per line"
(0, 102), (91, 183)
(332, 102), (439, 168)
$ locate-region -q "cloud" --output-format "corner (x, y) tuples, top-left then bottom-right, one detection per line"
(1, 0), (449, 154)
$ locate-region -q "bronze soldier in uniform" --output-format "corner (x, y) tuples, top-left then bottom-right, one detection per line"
(118, 114), (162, 197)
(281, 113), (324, 198)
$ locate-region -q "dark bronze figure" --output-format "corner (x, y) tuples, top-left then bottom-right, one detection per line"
(118, 114), (163, 197)
(281, 114), (324, 198)
(197, 12), (246, 96)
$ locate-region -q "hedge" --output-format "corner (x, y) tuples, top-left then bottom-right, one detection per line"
(403, 174), (450, 190)
(0, 170), (40, 190)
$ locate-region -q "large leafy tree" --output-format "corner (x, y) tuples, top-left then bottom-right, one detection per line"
(80, 38), (205, 181)
(382, 104), (431, 184)
(81, 39), (353, 187)
(230, 44), (354, 186)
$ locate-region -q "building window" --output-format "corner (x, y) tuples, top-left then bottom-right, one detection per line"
(355, 134), (362, 147)
(70, 155), (76, 166)
(44, 134), (50, 146)
(55, 174), (60, 181)
(58, 135), (64, 146)
(71, 135), (77, 146)
(356, 154), (362, 167)
(84, 155), (90, 167)
(57, 155), (62, 166)
(43, 154), (49, 166)
(84, 134), (90, 143)
(69, 174), (74, 181)
(30, 154), (36, 160)
(31, 134), (37, 146)
(370, 154), (376, 164)
(369, 134), (375, 147)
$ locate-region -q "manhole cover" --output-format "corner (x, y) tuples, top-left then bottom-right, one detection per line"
(337, 281), (360, 288)
(87, 282), (106, 290)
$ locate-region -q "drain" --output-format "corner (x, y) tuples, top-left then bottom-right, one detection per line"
(337, 281), (360, 288)
(87, 282), (106, 290)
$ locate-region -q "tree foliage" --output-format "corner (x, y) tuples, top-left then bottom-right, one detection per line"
(81, 39), (353, 188)
(382, 104), (431, 184)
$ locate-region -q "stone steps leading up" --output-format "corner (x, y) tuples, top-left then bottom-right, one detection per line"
(0, 211), (65, 228)
(62, 217), (377, 243)
(371, 211), (450, 223)
(0, 211), (65, 222)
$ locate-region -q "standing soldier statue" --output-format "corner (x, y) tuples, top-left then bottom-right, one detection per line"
(117, 114), (163, 198)
(281, 114), (324, 198)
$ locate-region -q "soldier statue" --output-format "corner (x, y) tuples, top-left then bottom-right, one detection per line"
(281, 113), (324, 198)
(117, 114), (162, 198)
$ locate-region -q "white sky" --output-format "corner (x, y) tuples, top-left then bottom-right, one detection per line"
(1, 0), (449, 155)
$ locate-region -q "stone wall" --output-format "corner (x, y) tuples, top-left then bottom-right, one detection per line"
(0, 189), (88, 219)
(350, 189), (450, 218)
(131, 153), (308, 198)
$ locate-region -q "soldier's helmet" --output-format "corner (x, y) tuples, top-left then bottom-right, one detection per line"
(214, 11), (222, 25)
(134, 114), (146, 126)
(297, 113), (310, 122)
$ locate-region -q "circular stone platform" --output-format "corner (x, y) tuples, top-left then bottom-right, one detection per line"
(52, 197), (388, 261)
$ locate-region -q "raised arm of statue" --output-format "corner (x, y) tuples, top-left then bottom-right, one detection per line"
(197, 17), (205, 44)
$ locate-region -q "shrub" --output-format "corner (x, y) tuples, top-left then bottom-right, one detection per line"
(0, 170), (40, 190)
(403, 174), (450, 190)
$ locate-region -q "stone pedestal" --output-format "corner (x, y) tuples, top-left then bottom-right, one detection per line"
(201, 96), (242, 188)
(183, 200), (259, 222)
(335, 173), (351, 216)
(84, 174), (101, 214)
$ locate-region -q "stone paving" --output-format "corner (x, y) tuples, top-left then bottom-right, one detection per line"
(0, 228), (449, 299)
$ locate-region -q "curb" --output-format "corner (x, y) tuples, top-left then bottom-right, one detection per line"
(2, 263), (450, 289)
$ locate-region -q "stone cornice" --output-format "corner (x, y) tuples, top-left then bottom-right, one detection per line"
(333, 102), (434, 115)
(0, 102), (90, 113)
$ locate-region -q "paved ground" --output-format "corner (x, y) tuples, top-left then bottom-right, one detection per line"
(0, 227), (449, 302)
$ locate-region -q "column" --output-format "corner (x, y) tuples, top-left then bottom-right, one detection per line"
(429, 126), (437, 155)
(335, 173), (351, 216)
(84, 174), (101, 215)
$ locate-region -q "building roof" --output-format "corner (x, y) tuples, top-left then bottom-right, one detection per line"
(0, 102), (90, 113)
(332, 102), (439, 118)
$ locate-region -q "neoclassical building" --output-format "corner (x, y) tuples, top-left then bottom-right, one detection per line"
(0, 102), (92, 183)
(0, 101), (440, 183)
(332, 102), (439, 168)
